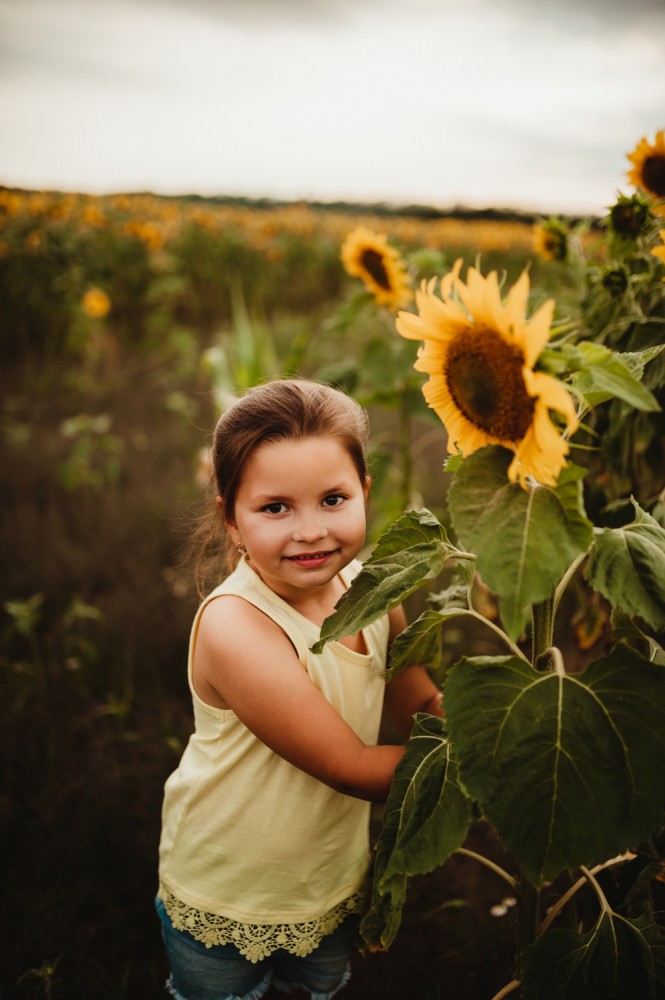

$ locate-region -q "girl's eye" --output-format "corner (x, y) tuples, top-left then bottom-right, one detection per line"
(262, 502), (287, 515)
(322, 494), (346, 508)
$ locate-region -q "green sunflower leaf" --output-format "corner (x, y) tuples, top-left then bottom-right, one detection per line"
(521, 907), (665, 1000)
(360, 714), (472, 950)
(427, 563), (474, 612)
(312, 509), (458, 652)
(570, 341), (661, 411)
(387, 609), (445, 677)
(444, 645), (665, 887)
(387, 566), (477, 677)
(586, 500), (665, 632)
(447, 447), (593, 641)
(610, 608), (665, 664)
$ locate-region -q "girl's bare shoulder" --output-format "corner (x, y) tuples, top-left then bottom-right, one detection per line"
(197, 593), (293, 655)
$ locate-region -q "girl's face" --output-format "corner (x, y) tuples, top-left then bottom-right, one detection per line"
(226, 435), (370, 605)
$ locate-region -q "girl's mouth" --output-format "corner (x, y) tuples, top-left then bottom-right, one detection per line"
(285, 551), (336, 565)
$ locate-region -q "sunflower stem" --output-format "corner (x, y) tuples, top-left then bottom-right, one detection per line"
(516, 874), (540, 974)
(539, 854), (635, 935)
(553, 553), (586, 616)
(531, 598), (554, 668)
(455, 848), (518, 889)
(514, 597), (555, 971)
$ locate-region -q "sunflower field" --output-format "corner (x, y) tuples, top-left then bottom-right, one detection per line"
(1, 130), (664, 1000)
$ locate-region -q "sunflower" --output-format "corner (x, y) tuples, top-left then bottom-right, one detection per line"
(396, 261), (578, 487)
(82, 287), (111, 319)
(340, 227), (412, 310)
(533, 217), (568, 262)
(626, 130), (665, 215)
(608, 192), (652, 240)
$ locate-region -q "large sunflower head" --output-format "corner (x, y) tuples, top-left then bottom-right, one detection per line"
(626, 130), (665, 215)
(396, 261), (578, 488)
(340, 227), (413, 311)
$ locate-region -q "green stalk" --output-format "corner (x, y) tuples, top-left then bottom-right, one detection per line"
(531, 598), (554, 668)
(515, 596), (556, 969)
(516, 873), (540, 972)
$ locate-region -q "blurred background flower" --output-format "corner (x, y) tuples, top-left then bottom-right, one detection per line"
(626, 129), (665, 215)
(340, 226), (413, 311)
(81, 286), (111, 319)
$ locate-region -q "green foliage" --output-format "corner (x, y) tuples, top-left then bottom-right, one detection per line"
(586, 501), (665, 632)
(570, 342), (662, 412)
(448, 450), (593, 640)
(312, 509), (466, 653)
(317, 183), (665, 996)
(522, 906), (665, 1000)
(445, 646), (665, 886)
(57, 413), (125, 490)
(361, 714), (472, 950)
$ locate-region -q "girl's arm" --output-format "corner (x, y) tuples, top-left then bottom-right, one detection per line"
(192, 595), (405, 803)
(382, 605), (444, 739)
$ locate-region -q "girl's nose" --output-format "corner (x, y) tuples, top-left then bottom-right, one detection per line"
(292, 516), (328, 543)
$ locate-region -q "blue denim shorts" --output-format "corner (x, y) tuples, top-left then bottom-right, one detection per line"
(155, 896), (358, 1000)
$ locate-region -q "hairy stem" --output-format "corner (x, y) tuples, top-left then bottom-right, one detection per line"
(515, 600), (554, 969)
(455, 848), (518, 889)
(490, 980), (521, 1000)
(531, 598), (554, 665)
(539, 854), (635, 935)
(516, 874), (540, 971)
(553, 553), (586, 616)
(543, 646), (565, 677)
(443, 609), (529, 663)
(581, 865), (613, 914)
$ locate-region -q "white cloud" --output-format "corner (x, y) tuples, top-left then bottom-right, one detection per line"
(0, 0), (663, 213)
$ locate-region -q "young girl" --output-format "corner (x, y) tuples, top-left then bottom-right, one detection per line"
(156, 378), (443, 1000)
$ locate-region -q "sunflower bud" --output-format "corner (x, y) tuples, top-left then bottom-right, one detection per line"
(600, 266), (628, 298)
(533, 218), (568, 262)
(607, 194), (652, 241)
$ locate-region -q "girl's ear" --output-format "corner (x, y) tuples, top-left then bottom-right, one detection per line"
(217, 495), (239, 542)
(363, 476), (372, 501)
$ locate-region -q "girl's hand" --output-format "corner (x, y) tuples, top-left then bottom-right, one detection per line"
(383, 605), (444, 739)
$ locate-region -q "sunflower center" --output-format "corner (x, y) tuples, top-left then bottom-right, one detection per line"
(445, 327), (535, 440)
(642, 154), (665, 198)
(360, 249), (391, 290)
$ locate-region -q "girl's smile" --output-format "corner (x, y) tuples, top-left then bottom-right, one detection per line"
(285, 550), (337, 567)
(226, 435), (370, 608)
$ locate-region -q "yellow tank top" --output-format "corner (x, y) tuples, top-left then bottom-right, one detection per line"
(158, 557), (389, 962)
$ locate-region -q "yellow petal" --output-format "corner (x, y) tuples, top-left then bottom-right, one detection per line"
(520, 299), (554, 367)
(524, 370), (578, 430)
(504, 270), (530, 329)
(456, 267), (502, 330)
(396, 311), (428, 341)
(440, 258), (464, 298)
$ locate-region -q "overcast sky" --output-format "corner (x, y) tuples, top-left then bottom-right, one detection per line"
(1, 0), (664, 214)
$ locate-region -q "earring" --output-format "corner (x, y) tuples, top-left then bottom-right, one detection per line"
(237, 542), (247, 554)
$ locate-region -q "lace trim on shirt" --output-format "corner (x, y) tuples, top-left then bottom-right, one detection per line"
(159, 885), (366, 963)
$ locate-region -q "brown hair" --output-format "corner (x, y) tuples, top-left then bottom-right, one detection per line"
(191, 378), (370, 596)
